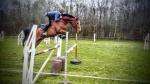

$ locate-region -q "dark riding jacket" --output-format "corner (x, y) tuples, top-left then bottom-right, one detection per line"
(46, 11), (61, 21)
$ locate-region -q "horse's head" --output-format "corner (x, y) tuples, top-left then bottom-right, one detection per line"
(70, 17), (81, 33)
(61, 14), (81, 33)
(46, 14), (82, 39)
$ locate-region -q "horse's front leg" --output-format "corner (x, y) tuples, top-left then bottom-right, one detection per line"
(36, 38), (43, 47)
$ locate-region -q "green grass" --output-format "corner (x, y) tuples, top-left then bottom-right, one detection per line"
(0, 37), (150, 84)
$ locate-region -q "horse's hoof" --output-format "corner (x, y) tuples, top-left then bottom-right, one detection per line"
(58, 34), (66, 39)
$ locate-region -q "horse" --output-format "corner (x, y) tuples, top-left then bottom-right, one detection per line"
(23, 14), (81, 47)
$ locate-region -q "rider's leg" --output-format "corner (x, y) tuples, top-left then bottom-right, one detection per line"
(44, 17), (51, 31)
(42, 25), (49, 37)
(42, 17), (52, 36)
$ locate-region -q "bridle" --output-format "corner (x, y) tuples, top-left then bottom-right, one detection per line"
(54, 16), (79, 37)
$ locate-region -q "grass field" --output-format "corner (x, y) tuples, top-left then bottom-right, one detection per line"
(0, 37), (150, 84)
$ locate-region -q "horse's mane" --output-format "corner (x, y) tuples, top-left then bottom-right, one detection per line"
(61, 14), (79, 22)
(61, 14), (75, 18)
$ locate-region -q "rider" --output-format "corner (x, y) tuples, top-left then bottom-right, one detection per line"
(47, 11), (61, 22)
(42, 10), (64, 37)
(45, 10), (64, 30)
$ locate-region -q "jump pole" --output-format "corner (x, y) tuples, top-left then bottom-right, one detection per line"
(43, 38), (50, 45)
(56, 35), (62, 57)
(60, 32), (81, 84)
(59, 32), (70, 84)
(70, 33), (81, 65)
(35, 40), (60, 56)
(54, 35), (62, 57)
(32, 50), (54, 84)
(64, 32), (69, 84)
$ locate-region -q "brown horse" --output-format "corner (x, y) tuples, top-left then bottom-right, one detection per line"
(23, 14), (81, 47)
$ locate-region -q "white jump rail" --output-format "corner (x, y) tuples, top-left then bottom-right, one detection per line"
(63, 32), (78, 83)
(22, 26), (77, 84)
(56, 36), (62, 57)
(32, 50), (54, 84)
(14, 30), (150, 83)
(93, 33), (96, 42)
(0, 30), (4, 41)
(144, 33), (150, 50)
(18, 30), (25, 45)
(22, 25), (63, 84)
(22, 25), (37, 84)
(66, 44), (77, 54)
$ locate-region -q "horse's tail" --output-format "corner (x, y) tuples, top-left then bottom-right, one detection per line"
(22, 28), (31, 46)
